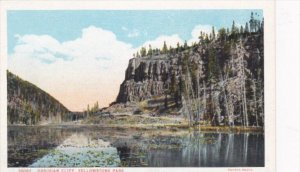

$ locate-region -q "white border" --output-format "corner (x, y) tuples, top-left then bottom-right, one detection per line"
(0, 1), (275, 172)
(276, 1), (300, 172)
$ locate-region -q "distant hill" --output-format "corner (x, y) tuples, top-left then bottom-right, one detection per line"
(7, 71), (70, 125)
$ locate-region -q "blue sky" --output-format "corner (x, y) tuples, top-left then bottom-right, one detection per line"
(8, 10), (263, 53)
(7, 10), (263, 111)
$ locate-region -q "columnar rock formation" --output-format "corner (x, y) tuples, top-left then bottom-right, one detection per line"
(115, 31), (264, 127)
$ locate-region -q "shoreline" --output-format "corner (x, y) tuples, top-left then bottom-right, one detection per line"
(8, 123), (264, 133)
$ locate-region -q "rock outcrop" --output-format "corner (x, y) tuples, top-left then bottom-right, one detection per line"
(115, 32), (264, 127)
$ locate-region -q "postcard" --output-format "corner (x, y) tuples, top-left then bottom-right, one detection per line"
(0, 1), (276, 172)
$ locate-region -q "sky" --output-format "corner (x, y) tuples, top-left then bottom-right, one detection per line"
(7, 10), (263, 111)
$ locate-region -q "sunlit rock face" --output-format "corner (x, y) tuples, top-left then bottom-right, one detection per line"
(116, 57), (170, 102)
(115, 33), (264, 126)
(29, 133), (120, 167)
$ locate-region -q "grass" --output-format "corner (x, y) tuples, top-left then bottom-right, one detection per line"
(80, 114), (263, 133)
(79, 96), (264, 133)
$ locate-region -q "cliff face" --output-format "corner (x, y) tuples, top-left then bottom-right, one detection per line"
(116, 32), (264, 127)
(116, 56), (169, 102)
(7, 71), (70, 125)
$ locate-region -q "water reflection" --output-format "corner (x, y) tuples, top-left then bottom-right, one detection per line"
(8, 126), (264, 167)
(8, 126), (72, 167)
(141, 132), (264, 167)
(30, 133), (120, 167)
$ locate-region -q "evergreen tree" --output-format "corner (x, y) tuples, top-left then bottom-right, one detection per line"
(184, 40), (188, 49)
(245, 22), (250, 34)
(169, 46), (173, 54)
(199, 31), (206, 44)
(260, 18), (264, 33)
(231, 20), (236, 35)
(240, 25), (244, 35)
(226, 28), (230, 36)
(218, 28), (227, 42)
(199, 31), (204, 41)
(147, 44), (153, 56)
(204, 34), (209, 44)
(162, 41), (168, 54)
(231, 20), (239, 40)
(95, 101), (99, 110)
(250, 12), (254, 32)
(231, 21), (239, 35)
(176, 42), (181, 52)
(255, 20), (260, 32)
(212, 26), (216, 40)
(140, 47), (147, 57)
(87, 104), (90, 117)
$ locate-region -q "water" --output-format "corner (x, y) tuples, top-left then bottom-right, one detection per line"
(8, 126), (264, 167)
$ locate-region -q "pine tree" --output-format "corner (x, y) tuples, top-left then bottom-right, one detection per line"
(218, 28), (227, 41)
(176, 42), (181, 52)
(147, 44), (153, 56)
(95, 101), (99, 110)
(250, 12), (254, 32)
(231, 20), (239, 40)
(245, 22), (250, 34)
(260, 18), (264, 33)
(162, 41), (168, 54)
(199, 31), (204, 41)
(140, 47), (147, 57)
(205, 34), (209, 44)
(184, 40), (188, 49)
(212, 26), (216, 40)
(231, 20), (236, 35)
(169, 46), (173, 54)
(240, 25), (244, 35)
(87, 104), (90, 117)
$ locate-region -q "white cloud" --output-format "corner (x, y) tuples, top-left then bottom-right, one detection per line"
(134, 25), (214, 52)
(8, 24), (216, 111)
(136, 34), (184, 51)
(9, 26), (134, 111)
(188, 25), (213, 44)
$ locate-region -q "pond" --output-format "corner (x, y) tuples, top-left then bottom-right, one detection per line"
(8, 125), (264, 167)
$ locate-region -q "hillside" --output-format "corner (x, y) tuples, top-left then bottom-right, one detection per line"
(7, 71), (70, 125)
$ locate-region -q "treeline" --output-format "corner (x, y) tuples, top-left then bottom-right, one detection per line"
(134, 12), (263, 58)
(162, 12), (264, 127)
(83, 101), (100, 117)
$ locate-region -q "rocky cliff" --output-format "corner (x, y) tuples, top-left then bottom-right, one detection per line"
(115, 30), (264, 127)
